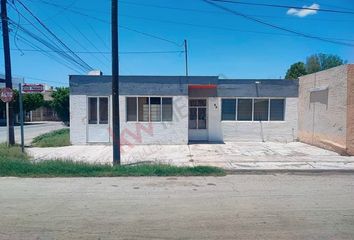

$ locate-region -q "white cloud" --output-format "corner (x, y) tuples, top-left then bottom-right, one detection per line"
(287, 3), (320, 17)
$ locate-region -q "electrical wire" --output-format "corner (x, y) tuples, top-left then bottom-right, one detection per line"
(5, 48), (185, 55)
(15, 0), (94, 71)
(119, 14), (354, 43)
(202, 0), (354, 47)
(208, 0), (354, 15)
(21, 0), (184, 47)
(22, 0), (354, 44)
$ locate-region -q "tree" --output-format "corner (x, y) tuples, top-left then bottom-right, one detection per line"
(0, 90), (43, 114)
(23, 93), (44, 112)
(306, 53), (345, 74)
(51, 87), (69, 125)
(285, 62), (307, 80)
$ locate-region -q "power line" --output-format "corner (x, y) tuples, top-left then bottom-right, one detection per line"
(202, 0), (354, 47)
(9, 20), (87, 73)
(207, 0), (354, 15)
(119, 25), (182, 47)
(8, 3), (90, 73)
(50, 19), (110, 69)
(21, 0), (184, 47)
(5, 48), (185, 54)
(13, 32), (84, 74)
(14, 0), (94, 71)
(119, 14), (354, 43)
(88, 22), (110, 50)
(29, 0), (354, 23)
(21, 0), (354, 44)
(117, 0), (354, 23)
(70, 23), (111, 63)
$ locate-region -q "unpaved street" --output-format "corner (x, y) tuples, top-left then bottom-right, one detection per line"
(1, 174), (354, 240)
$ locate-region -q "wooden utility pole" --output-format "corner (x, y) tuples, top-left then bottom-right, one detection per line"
(1, 0), (15, 145)
(112, 0), (121, 165)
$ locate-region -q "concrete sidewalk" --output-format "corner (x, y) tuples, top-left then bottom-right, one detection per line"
(27, 142), (354, 171)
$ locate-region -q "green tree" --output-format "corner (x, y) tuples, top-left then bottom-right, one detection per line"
(285, 62), (307, 79)
(0, 90), (43, 114)
(306, 53), (345, 74)
(51, 87), (69, 125)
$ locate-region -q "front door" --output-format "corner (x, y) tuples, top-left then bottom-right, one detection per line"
(87, 96), (110, 143)
(188, 99), (208, 141)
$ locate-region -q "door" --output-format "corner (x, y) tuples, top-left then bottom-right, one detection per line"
(188, 99), (208, 141)
(87, 97), (110, 143)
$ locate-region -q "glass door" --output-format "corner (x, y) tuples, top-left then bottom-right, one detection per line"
(189, 99), (207, 129)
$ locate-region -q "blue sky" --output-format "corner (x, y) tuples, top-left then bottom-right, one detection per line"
(1, 0), (354, 87)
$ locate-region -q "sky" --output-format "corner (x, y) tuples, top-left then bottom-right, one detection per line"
(1, 0), (354, 87)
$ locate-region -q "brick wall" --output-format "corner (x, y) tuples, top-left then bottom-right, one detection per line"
(70, 95), (189, 145)
(118, 96), (189, 145)
(347, 65), (354, 155)
(298, 65), (349, 154)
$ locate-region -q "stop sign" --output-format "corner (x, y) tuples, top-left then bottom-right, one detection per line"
(0, 88), (14, 103)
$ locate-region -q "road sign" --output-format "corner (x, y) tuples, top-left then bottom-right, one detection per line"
(0, 87), (14, 102)
(22, 84), (44, 93)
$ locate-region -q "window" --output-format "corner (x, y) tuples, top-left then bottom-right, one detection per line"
(99, 98), (109, 124)
(138, 97), (149, 122)
(88, 98), (97, 124)
(88, 97), (109, 125)
(221, 98), (286, 122)
(127, 97), (173, 122)
(150, 97), (161, 122)
(270, 99), (285, 121)
(189, 99), (207, 107)
(221, 99), (236, 121)
(254, 99), (269, 121)
(162, 98), (173, 121)
(126, 97), (137, 121)
(237, 99), (253, 121)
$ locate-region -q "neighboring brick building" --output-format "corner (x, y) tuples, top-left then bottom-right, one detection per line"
(298, 64), (354, 155)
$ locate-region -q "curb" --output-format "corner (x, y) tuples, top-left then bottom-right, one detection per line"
(225, 169), (354, 175)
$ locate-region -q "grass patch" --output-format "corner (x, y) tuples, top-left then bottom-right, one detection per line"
(32, 128), (70, 147)
(0, 144), (225, 177)
(0, 143), (28, 160)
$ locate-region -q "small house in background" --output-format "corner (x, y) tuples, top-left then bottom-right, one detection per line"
(69, 75), (299, 145)
(1, 76), (59, 124)
(27, 86), (59, 122)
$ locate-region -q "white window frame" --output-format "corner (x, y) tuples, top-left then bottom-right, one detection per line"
(126, 96), (173, 123)
(87, 96), (110, 125)
(220, 97), (286, 122)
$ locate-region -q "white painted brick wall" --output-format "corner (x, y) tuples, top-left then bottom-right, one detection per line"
(71, 95), (188, 145)
(118, 96), (189, 145)
(70, 94), (298, 144)
(221, 98), (298, 142)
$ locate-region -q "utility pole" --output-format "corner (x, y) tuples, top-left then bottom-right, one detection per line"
(184, 39), (189, 76)
(112, 0), (121, 165)
(1, 0), (15, 145)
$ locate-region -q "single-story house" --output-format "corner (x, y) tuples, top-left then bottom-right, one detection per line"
(69, 75), (299, 145)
